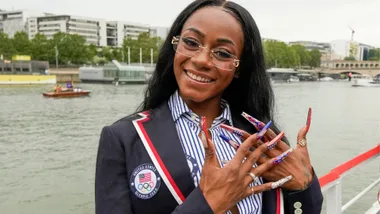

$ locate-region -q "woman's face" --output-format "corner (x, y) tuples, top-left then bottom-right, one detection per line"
(173, 6), (244, 104)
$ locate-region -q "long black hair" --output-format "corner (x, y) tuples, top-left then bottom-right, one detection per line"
(137, 0), (284, 141)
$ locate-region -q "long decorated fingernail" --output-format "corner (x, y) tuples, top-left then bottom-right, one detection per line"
(271, 175), (292, 189)
(241, 112), (266, 130)
(200, 116), (210, 149)
(220, 124), (250, 139)
(257, 121), (272, 140)
(220, 134), (240, 150)
(305, 108), (312, 132)
(266, 131), (284, 150)
(272, 148), (293, 165)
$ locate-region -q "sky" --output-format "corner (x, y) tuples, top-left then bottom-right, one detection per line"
(3, 0), (380, 47)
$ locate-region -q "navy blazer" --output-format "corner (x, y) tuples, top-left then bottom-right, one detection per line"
(95, 102), (323, 214)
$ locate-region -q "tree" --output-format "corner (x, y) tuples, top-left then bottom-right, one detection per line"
(344, 56), (356, 61)
(263, 40), (299, 68)
(30, 33), (51, 61)
(368, 48), (380, 61)
(308, 49), (321, 68)
(122, 32), (162, 64)
(12, 32), (32, 56)
(290, 45), (311, 67)
(0, 32), (15, 59)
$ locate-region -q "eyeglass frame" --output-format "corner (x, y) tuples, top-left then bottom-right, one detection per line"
(171, 35), (240, 70)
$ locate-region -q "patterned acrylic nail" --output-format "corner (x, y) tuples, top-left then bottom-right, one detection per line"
(272, 148), (293, 165)
(220, 123), (250, 139)
(241, 112), (266, 130)
(257, 121), (272, 140)
(266, 131), (284, 150)
(220, 134), (240, 151)
(305, 108), (312, 133)
(271, 175), (292, 189)
(200, 116), (210, 149)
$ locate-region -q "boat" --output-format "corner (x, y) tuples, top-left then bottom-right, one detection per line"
(320, 144), (380, 213)
(286, 75), (300, 82)
(351, 74), (380, 87)
(319, 76), (334, 82)
(42, 89), (91, 98)
(42, 82), (91, 98)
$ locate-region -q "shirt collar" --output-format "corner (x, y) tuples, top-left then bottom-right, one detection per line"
(168, 90), (233, 127)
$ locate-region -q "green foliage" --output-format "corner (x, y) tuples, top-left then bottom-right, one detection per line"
(368, 48), (380, 61)
(344, 56), (356, 61)
(263, 40), (321, 69)
(122, 32), (162, 63)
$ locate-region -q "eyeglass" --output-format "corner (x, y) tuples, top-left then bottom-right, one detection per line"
(171, 36), (240, 71)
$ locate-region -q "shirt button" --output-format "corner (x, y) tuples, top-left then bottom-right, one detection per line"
(294, 208), (302, 214)
(294, 202), (302, 209)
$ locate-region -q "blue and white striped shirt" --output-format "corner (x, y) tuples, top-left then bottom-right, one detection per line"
(168, 90), (263, 214)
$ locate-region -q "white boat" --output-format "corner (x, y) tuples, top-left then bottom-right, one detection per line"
(287, 75), (299, 83)
(351, 74), (380, 87)
(319, 77), (334, 82)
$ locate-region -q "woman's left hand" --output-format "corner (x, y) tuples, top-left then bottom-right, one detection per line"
(222, 108), (313, 191)
(249, 108), (313, 191)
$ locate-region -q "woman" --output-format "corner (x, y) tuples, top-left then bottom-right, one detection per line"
(95, 0), (323, 213)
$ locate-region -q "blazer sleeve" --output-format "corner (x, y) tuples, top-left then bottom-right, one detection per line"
(95, 126), (134, 214)
(95, 125), (214, 214)
(282, 170), (324, 214)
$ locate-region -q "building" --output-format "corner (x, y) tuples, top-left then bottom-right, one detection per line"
(106, 21), (150, 47)
(330, 40), (373, 61)
(105, 22), (168, 47)
(150, 26), (169, 40)
(27, 15), (107, 46)
(289, 41), (331, 54)
(0, 9), (47, 37)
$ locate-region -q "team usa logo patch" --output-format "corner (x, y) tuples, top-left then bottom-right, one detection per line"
(130, 163), (161, 199)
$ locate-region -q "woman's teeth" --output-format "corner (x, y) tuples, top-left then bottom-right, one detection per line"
(186, 71), (212, 83)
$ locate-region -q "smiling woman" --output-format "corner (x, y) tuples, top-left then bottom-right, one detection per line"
(95, 1), (323, 214)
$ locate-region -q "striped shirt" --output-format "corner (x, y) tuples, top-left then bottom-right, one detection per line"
(168, 90), (263, 214)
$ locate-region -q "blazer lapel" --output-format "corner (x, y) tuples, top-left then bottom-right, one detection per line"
(137, 103), (195, 203)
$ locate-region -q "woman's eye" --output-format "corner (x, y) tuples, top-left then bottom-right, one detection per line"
(214, 50), (233, 59)
(182, 38), (199, 48)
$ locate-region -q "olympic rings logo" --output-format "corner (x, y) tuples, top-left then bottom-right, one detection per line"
(138, 182), (155, 193)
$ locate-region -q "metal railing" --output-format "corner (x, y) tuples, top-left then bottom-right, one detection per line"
(319, 144), (380, 214)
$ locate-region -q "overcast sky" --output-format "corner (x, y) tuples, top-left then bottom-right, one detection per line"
(4, 0), (380, 47)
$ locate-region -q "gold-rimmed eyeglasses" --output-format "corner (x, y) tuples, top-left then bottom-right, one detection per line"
(171, 36), (240, 71)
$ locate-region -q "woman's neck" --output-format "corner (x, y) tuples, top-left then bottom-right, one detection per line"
(181, 95), (222, 128)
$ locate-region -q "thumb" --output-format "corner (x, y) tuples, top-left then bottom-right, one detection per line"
(200, 116), (218, 167)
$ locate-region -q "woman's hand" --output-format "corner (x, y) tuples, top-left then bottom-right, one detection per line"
(221, 108), (313, 191)
(198, 117), (292, 214)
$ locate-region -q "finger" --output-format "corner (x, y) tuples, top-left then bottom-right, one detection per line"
(263, 131), (286, 157)
(296, 108), (312, 150)
(241, 112), (289, 149)
(220, 123), (251, 139)
(200, 117), (219, 167)
(230, 133), (261, 165)
(241, 142), (269, 173)
(245, 148), (293, 185)
(244, 175), (292, 197)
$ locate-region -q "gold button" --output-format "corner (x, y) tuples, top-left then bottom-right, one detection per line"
(294, 208), (302, 214)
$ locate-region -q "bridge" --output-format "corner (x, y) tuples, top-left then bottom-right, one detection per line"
(318, 60), (380, 77)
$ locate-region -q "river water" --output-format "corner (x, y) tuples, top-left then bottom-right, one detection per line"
(0, 82), (379, 214)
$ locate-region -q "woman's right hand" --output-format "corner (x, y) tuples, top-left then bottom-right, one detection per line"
(198, 117), (292, 214)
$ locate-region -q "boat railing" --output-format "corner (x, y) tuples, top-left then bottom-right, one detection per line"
(319, 144), (380, 213)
